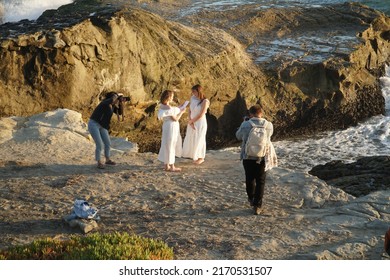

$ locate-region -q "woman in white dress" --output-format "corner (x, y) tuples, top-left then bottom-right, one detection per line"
(157, 90), (186, 171)
(182, 84), (210, 164)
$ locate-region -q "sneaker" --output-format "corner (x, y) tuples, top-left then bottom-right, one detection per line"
(253, 206), (262, 215)
(105, 160), (116, 166)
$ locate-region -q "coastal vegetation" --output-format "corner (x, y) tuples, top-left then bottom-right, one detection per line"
(0, 232), (174, 260)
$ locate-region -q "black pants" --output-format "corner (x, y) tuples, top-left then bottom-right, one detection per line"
(243, 159), (266, 207)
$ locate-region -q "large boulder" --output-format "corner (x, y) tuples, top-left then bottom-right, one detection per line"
(0, 108), (137, 164)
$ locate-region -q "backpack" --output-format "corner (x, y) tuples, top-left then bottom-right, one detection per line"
(244, 119), (269, 159)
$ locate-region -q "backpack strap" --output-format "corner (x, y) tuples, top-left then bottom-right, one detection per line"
(248, 119), (270, 141)
(248, 119), (266, 128)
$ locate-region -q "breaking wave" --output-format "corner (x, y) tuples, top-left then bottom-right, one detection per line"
(0, 0), (74, 23)
(276, 65), (390, 171)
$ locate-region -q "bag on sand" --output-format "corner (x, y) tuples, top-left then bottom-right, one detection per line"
(385, 227), (390, 254)
(245, 119), (269, 158)
(73, 199), (98, 219)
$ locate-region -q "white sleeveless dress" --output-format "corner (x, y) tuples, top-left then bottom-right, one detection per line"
(157, 106), (182, 164)
(182, 96), (208, 160)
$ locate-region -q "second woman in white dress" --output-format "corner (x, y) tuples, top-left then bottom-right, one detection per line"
(182, 84), (210, 164)
(157, 90), (186, 172)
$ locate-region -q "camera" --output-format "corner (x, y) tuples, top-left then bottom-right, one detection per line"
(119, 96), (131, 102)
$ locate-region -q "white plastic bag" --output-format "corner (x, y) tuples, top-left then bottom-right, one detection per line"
(73, 199), (98, 219)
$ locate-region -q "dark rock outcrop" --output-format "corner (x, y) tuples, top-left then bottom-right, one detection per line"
(309, 156), (390, 197)
(0, 0), (390, 151)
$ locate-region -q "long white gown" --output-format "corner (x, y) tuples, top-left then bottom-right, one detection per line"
(182, 96), (208, 160)
(157, 106), (182, 164)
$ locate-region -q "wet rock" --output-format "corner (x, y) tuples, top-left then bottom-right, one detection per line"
(47, 30), (66, 48)
(309, 156), (390, 197)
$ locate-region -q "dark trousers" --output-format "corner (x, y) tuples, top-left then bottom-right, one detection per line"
(243, 159), (266, 207)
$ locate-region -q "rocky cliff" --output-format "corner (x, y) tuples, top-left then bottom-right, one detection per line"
(0, 0), (389, 151)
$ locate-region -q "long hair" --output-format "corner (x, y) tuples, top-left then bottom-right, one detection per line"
(160, 90), (173, 105)
(192, 84), (206, 104)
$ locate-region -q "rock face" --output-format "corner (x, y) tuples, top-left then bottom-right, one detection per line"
(309, 156), (390, 197)
(188, 2), (390, 136)
(0, 0), (390, 151)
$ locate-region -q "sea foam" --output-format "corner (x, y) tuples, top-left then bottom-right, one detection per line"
(276, 65), (390, 171)
(0, 0), (74, 23)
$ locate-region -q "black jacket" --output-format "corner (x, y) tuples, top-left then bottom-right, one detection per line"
(90, 98), (114, 130)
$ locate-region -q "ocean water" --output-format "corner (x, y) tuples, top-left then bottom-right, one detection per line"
(0, 0), (389, 23)
(0, 0), (74, 23)
(185, 0), (390, 15)
(276, 65), (390, 171)
(248, 35), (357, 64)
